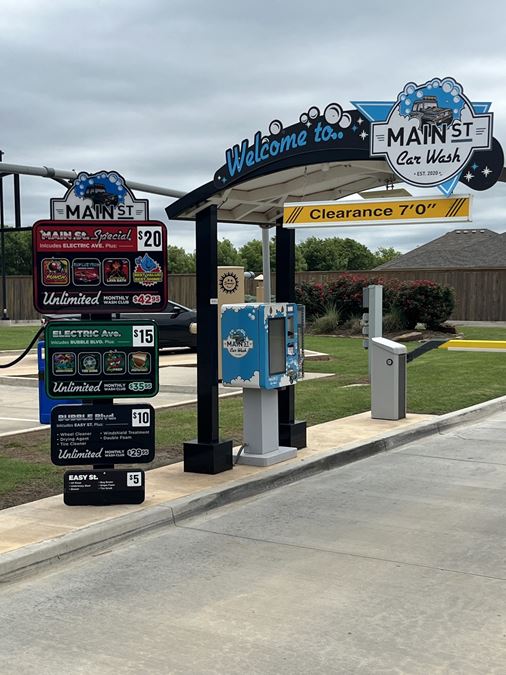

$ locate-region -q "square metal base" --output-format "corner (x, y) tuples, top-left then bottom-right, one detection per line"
(235, 445), (297, 467)
(183, 439), (233, 474)
(279, 420), (307, 449)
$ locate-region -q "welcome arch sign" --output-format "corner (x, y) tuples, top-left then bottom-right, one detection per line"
(166, 76), (505, 476)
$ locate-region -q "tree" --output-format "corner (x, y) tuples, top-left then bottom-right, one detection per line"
(239, 239), (263, 273)
(298, 236), (376, 271)
(217, 239), (241, 266)
(373, 246), (402, 267)
(167, 245), (195, 273)
(3, 230), (32, 275)
(239, 238), (307, 273)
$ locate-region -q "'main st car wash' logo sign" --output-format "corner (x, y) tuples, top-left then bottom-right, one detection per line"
(368, 78), (492, 193)
(356, 77), (493, 195)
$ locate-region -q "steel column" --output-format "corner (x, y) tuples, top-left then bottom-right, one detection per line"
(196, 205), (219, 443)
(183, 205), (232, 473)
(275, 220), (306, 448)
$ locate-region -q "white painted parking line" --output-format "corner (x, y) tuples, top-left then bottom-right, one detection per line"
(0, 416), (40, 422)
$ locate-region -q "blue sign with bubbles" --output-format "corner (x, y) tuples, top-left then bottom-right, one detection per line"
(221, 303), (302, 390)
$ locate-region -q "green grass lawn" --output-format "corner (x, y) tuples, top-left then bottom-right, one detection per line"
(0, 325), (41, 350)
(1, 324), (506, 507)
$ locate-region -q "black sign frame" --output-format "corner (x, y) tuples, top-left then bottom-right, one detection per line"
(51, 403), (155, 466)
(44, 320), (159, 399)
(32, 220), (168, 314)
(64, 469), (145, 506)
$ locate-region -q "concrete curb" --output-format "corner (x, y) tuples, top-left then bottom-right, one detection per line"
(1, 393), (505, 582)
(0, 376), (38, 388)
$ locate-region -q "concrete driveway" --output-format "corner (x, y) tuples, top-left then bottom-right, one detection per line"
(1, 409), (505, 673)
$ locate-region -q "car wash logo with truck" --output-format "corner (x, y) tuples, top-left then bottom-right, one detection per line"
(355, 77), (493, 195)
(51, 170), (149, 220)
(223, 328), (254, 358)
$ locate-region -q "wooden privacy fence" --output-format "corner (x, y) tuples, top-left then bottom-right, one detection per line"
(0, 276), (37, 320)
(3, 269), (506, 321)
(294, 269), (506, 322)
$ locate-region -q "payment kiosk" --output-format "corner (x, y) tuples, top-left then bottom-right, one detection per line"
(221, 303), (304, 465)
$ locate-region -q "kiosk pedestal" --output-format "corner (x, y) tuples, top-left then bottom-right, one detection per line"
(238, 389), (296, 466)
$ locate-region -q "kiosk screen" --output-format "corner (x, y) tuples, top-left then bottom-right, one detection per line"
(268, 317), (286, 376)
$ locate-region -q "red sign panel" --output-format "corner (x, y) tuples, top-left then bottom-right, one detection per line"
(33, 220), (168, 314)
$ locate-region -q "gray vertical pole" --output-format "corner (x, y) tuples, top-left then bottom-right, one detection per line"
(13, 174), (21, 229)
(0, 150), (9, 320)
(367, 284), (383, 377)
(261, 226), (271, 302)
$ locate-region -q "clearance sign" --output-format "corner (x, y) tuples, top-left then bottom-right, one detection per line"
(283, 195), (471, 228)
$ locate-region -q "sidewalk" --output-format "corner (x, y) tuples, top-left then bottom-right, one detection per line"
(2, 393), (506, 582)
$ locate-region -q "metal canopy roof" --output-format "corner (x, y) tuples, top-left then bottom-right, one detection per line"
(166, 159), (399, 226)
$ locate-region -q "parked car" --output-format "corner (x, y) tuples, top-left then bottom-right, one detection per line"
(42, 301), (197, 350)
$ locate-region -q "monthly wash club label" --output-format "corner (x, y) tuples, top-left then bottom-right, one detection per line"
(283, 195), (471, 228)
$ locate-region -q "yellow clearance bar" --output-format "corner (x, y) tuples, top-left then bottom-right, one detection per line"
(283, 195), (472, 228)
(438, 340), (506, 353)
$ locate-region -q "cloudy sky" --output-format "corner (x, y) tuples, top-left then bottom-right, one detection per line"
(1, 0), (506, 255)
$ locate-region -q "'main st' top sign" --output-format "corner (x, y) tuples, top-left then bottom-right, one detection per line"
(215, 77), (503, 197)
(51, 171), (149, 220)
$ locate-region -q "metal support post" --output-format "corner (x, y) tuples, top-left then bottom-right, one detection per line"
(183, 205), (232, 473)
(275, 219), (306, 449)
(13, 174), (21, 229)
(0, 150), (9, 321)
(363, 284), (383, 377)
(261, 226), (271, 302)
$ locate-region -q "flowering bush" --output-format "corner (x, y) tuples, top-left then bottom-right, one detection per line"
(294, 281), (326, 318)
(394, 280), (455, 329)
(296, 274), (455, 328)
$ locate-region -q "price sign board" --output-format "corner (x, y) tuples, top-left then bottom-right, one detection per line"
(44, 320), (158, 399)
(51, 403), (155, 465)
(64, 469), (145, 506)
(32, 220), (168, 313)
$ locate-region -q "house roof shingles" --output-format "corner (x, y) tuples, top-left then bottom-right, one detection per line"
(375, 229), (506, 270)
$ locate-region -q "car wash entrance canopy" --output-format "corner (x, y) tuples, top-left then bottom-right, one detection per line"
(165, 76), (505, 476)
(167, 76), (503, 226)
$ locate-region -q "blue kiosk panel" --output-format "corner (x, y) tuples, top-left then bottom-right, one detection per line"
(221, 303), (301, 389)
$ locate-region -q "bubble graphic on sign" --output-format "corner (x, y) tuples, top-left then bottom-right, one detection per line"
(73, 171), (127, 205)
(269, 119), (283, 135)
(324, 103), (342, 125)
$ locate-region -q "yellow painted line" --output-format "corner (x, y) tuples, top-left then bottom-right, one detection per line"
(438, 340), (506, 352)
(283, 195), (472, 228)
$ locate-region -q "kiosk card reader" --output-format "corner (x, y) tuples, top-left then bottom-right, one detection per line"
(221, 303), (303, 466)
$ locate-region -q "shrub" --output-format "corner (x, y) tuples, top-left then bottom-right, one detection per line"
(324, 274), (372, 320)
(383, 306), (408, 332)
(340, 314), (363, 334)
(311, 304), (341, 334)
(295, 281), (326, 319)
(295, 275), (455, 330)
(393, 280), (455, 329)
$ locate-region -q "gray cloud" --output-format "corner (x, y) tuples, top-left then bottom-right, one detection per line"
(1, 0), (505, 258)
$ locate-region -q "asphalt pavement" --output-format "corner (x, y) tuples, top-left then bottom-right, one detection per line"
(1, 408), (506, 674)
